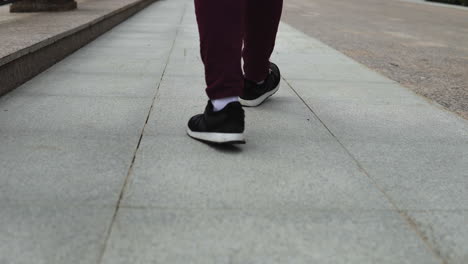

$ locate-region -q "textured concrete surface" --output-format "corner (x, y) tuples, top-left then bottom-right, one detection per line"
(1, 0), (467, 263)
(101, 208), (439, 264)
(0, 134), (136, 205)
(282, 0), (468, 119)
(0, 205), (114, 264)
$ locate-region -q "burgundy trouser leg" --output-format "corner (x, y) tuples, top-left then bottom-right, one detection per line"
(194, 0), (243, 100)
(194, 0), (283, 100)
(243, 0), (283, 83)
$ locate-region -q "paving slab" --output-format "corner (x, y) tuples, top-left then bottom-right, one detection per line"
(14, 71), (160, 98)
(0, 0), (185, 206)
(49, 55), (166, 76)
(279, 61), (394, 82)
(283, 80), (468, 144)
(0, 93), (152, 138)
(0, 133), (136, 206)
(0, 205), (114, 264)
(343, 141), (468, 210)
(121, 134), (392, 210)
(274, 25), (394, 83)
(72, 44), (172, 60)
(88, 32), (175, 48)
(164, 58), (204, 77)
(0, 1), (184, 263)
(164, 47), (204, 77)
(286, 79), (426, 105)
(123, 85), (391, 210)
(102, 3), (438, 263)
(1, 0), (467, 263)
(299, 100), (468, 142)
(101, 208), (438, 264)
(155, 76), (205, 99)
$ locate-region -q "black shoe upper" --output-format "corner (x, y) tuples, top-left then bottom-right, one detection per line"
(188, 101), (245, 133)
(241, 62), (281, 100)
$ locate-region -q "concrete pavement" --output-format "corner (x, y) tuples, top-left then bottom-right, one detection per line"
(1, 0), (467, 263)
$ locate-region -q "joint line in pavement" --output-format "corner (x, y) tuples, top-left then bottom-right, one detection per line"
(96, 3), (188, 264)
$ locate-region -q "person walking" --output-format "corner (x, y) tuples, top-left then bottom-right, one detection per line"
(187, 0), (283, 144)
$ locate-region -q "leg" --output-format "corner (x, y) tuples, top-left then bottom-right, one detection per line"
(187, 0), (246, 144)
(242, 0), (283, 83)
(194, 0), (244, 99)
(238, 0), (283, 107)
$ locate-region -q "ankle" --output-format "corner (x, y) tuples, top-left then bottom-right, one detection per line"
(211, 96), (239, 112)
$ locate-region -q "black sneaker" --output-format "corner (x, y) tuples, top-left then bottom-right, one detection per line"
(187, 101), (245, 144)
(239, 62), (281, 107)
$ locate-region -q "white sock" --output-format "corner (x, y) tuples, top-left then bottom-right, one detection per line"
(211, 96), (239, 112)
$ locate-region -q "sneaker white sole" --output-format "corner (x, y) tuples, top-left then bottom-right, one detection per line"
(187, 129), (246, 144)
(239, 82), (280, 107)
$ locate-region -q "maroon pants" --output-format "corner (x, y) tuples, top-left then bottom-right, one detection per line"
(194, 0), (283, 99)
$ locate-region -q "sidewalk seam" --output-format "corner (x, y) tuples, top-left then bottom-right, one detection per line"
(95, 3), (187, 263)
(282, 77), (447, 264)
